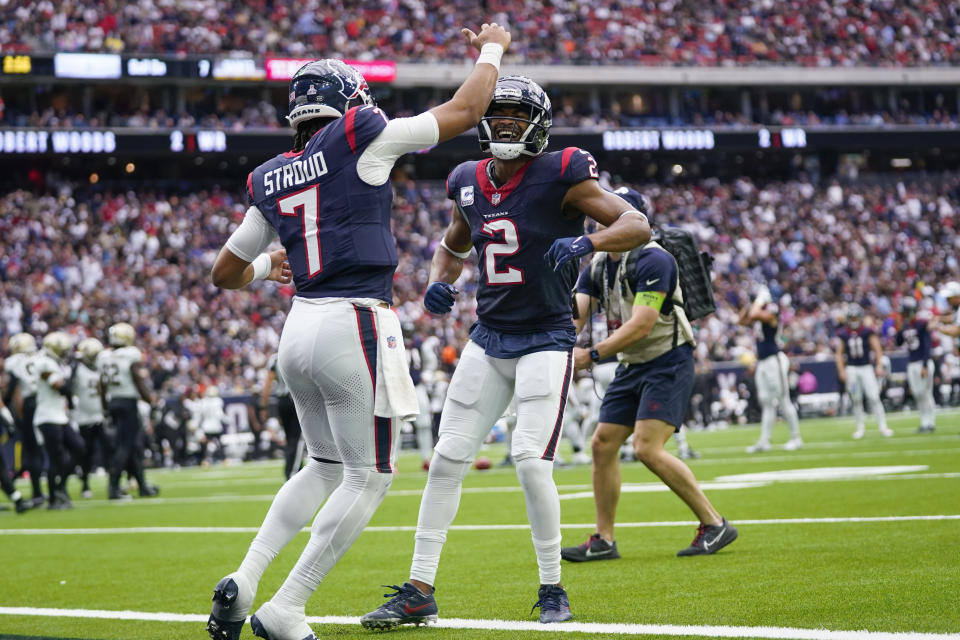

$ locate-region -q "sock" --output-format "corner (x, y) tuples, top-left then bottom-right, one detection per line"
(781, 395), (800, 438)
(569, 425), (585, 454)
(237, 459), (343, 586)
(760, 404), (775, 443)
(272, 466), (392, 609)
(872, 398), (888, 430)
(416, 420), (434, 462)
(852, 396), (865, 431)
(409, 453), (472, 586)
(515, 457), (562, 585)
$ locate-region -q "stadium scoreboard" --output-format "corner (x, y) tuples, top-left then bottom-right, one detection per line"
(1, 126), (957, 157)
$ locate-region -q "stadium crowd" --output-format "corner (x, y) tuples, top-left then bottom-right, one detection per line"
(2, 170), (958, 397)
(4, 101), (959, 131)
(2, 0), (960, 66)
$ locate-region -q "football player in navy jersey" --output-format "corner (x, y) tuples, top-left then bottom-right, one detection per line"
(896, 297), (938, 433)
(834, 303), (892, 439)
(738, 288), (803, 452)
(361, 76), (649, 628)
(206, 23), (512, 640)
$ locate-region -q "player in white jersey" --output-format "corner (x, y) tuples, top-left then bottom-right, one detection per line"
(96, 322), (159, 500)
(35, 332), (84, 509)
(3, 332), (46, 505)
(205, 25), (511, 640)
(199, 386), (227, 464)
(72, 338), (109, 498)
(261, 353), (302, 479)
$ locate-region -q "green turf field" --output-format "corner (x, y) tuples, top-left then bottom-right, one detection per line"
(1, 411), (959, 640)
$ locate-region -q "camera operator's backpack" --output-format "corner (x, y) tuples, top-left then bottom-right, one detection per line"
(620, 227), (716, 321)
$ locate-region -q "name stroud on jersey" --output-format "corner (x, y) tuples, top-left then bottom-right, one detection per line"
(264, 152), (328, 196)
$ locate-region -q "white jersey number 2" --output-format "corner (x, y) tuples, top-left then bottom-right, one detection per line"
(481, 218), (524, 285)
(279, 184), (322, 277)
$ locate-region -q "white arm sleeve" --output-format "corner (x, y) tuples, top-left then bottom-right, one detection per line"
(357, 112), (440, 186)
(224, 205), (277, 262)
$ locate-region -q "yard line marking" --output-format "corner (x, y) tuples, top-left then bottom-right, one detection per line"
(0, 606), (957, 639)
(559, 481), (769, 500)
(56, 470), (960, 508)
(2, 515), (958, 536)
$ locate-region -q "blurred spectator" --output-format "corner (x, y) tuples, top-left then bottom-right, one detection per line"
(1, 1), (959, 67)
(2, 170), (958, 396)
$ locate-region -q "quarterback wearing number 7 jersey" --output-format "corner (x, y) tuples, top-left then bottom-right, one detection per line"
(207, 23), (512, 640)
(361, 76), (649, 628)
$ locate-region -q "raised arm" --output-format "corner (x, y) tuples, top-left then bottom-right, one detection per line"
(429, 24), (511, 142)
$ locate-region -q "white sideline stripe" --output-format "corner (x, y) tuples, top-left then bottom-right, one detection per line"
(0, 607), (957, 640)
(1, 514), (958, 535)
(61, 471), (960, 507)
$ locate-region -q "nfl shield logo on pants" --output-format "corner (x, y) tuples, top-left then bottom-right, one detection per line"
(387, 336), (397, 349)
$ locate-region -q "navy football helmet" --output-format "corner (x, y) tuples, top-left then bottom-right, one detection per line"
(478, 76), (552, 160)
(287, 59), (374, 128)
(846, 302), (864, 327)
(611, 186), (652, 220)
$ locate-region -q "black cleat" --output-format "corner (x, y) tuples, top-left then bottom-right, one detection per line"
(14, 497), (29, 514)
(30, 495), (47, 508)
(531, 584), (572, 623)
(677, 517), (738, 556)
(561, 533), (620, 562)
(108, 486), (132, 501)
(207, 577), (245, 640)
(139, 484), (160, 498)
(360, 583), (438, 630)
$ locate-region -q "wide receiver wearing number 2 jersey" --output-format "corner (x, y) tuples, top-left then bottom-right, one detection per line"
(361, 76), (650, 628)
(208, 23), (512, 640)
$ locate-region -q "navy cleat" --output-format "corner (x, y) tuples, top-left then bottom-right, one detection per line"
(677, 517), (738, 556)
(531, 584), (572, 623)
(561, 533), (620, 562)
(207, 576), (253, 640)
(360, 583), (438, 630)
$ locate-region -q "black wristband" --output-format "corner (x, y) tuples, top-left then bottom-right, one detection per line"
(590, 348), (601, 363)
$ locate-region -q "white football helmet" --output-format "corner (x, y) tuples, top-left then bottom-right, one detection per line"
(205, 386), (220, 398)
(108, 322), (136, 347)
(76, 337), (103, 365)
(8, 332), (37, 355)
(42, 331), (72, 361)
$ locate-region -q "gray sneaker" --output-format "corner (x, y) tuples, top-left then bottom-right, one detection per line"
(677, 517), (738, 556)
(561, 533), (620, 562)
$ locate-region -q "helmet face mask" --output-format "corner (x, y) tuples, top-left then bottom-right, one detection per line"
(9, 332), (37, 355)
(846, 303), (863, 328)
(42, 332), (72, 361)
(108, 322), (136, 348)
(286, 59), (375, 129)
(478, 76), (552, 160)
(77, 338), (103, 366)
